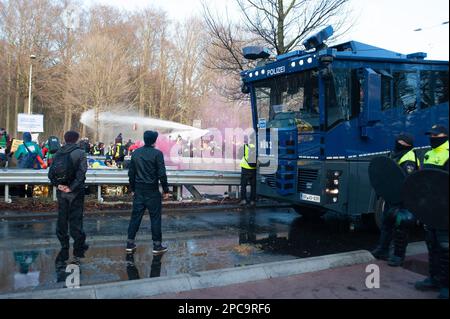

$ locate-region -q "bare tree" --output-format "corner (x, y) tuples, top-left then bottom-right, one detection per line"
(202, 3), (252, 100)
(0, 0), (66, 135)
(202, 0), (352, 99)
(171, 18), (212, 123)
(67, 34), (133, 141)
(0, 0), (255, 142)
(236, 0), (351, 55)
(129, 9), (167, 118)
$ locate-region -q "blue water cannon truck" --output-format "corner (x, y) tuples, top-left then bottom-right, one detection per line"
(241, 26), (448, 228)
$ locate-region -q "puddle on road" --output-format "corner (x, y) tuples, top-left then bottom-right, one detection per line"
(0, 235), (295, 294)
(0, 208), (425, 295)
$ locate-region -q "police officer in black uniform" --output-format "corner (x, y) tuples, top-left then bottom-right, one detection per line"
(415, 125), (449, 299)
(372, 133), (419, 267)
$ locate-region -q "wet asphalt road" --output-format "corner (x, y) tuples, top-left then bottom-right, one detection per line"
(0, 207), (425, 295)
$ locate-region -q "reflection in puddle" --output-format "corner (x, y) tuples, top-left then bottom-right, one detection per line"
(0, 209), (299, 294)
(0, 208), (423, 295)
(125, 253), (163, 280)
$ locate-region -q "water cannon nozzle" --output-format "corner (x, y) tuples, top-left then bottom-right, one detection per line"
(303, 26), (334, 51)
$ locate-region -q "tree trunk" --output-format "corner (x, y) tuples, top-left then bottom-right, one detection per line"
(81, 104), (87, 137)
(68, 107), (72, 131)
(139, 42), (148, 117)
(95, 105), (99, 142)
(6, 54), (12, 133)
(139, 69), (146, 117)
(276, 0), (286, 54)
(14, 63), (20, 136)
(63, 105), (68, 132)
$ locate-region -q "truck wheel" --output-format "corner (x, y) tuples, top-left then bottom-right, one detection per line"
(374, 198), (385, 230)
(293, 206), (325, 220)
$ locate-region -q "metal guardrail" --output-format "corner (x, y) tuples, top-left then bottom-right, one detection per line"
(0, 169), (241, 203)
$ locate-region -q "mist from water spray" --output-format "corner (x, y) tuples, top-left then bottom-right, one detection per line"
(80, 109), (209, 143)
(79, 106), (252, 171)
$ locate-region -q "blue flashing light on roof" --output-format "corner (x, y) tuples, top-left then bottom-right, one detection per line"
(303, 26), (334, 51)
(407, 52), (427, 60)
(276, 50), (306, 61)
(243, 46), (271, 60)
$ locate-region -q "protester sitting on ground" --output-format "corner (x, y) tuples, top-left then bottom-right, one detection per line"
(14, 132), (44, 169)
(88, 158), (109, 169)
(104, 158), (116, 168)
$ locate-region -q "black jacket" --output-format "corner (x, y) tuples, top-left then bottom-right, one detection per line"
(128, 145), (169, 193)
(48, 144), (87, 192)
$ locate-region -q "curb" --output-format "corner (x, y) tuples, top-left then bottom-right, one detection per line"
(405, 241), (427, 257)
(0, 250), (375, 299)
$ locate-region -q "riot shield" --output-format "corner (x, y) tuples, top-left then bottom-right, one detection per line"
(402, 169), (449, 230)
(369, 156), (406, 205)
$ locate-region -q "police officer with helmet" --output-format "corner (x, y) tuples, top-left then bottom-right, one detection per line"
(415, 125), (449, 299)
(372, 133), (419, 267)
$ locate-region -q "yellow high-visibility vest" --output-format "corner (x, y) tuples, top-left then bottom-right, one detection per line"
(240, 144), (256, 170)
(424, 141), (449, 168)
(398, 149), (420, 168)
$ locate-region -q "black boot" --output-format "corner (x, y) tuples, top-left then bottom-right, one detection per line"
(388, 228), (408, 267)
(426, 229), (441, 284)
(416, 229), (441, 291)
(415, 277), (440, 291)
(438, 237), (449, 299)
(372, 228), (393, 260)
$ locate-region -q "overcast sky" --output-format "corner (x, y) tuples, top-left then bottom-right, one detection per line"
(89, 0), (449, 60)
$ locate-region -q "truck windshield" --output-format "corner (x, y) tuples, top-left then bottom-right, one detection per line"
(325, 68), (360, 129)
(254, 71), (320, 129)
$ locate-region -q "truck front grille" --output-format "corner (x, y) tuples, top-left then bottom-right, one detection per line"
(297, 169), (319, 192)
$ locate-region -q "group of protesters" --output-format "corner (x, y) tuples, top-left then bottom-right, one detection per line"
(0, 128), (144, 170)
(0, 128), (48, 169)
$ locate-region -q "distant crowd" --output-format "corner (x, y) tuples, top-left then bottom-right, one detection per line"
(1, 127), (246, 170)
(0, 129), (143, 169)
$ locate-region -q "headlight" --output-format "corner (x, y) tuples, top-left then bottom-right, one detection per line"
(326, 170), (342, 204)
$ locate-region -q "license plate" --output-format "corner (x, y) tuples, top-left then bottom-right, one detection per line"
(300, 193), (321, 203)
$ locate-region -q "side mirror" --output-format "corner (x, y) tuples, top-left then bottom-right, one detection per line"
(359, 68), (381, 138)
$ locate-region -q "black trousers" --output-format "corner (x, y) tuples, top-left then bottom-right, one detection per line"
(425, 226), (449, 288)
(127, 190), (162, 243)
(240, 168), (256, 202)
(376, 205), (413, 259)
(56, 190), (86, 250)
